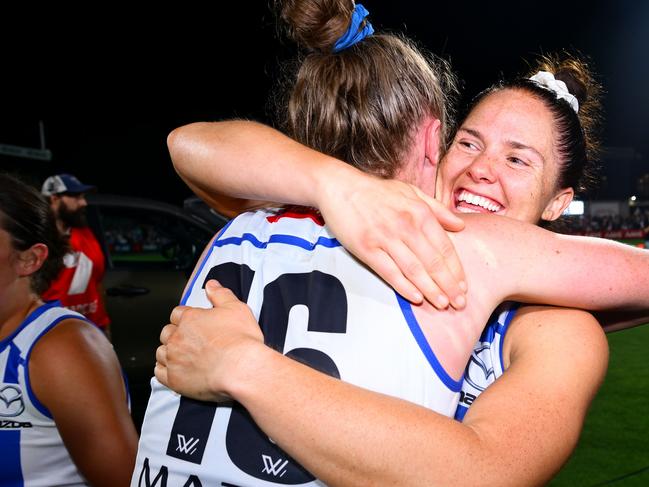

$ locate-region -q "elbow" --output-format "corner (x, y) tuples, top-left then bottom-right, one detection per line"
(167, 122), (212, 177)
(167, 124), (194, 173)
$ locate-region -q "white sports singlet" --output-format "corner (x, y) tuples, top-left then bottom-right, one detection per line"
(0, 301), (90, 487)
(454, 302), (519, 421)
(133, 209), (462, 487)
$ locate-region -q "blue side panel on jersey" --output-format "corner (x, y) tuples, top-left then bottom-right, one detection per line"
(480, 318), (496, 343)
(395, 293), (462, 392)
(3, 343), (24, 384)
(454, 405), (468, 421)
(497, 302), (520, 372)
(0, 430), (24, 486)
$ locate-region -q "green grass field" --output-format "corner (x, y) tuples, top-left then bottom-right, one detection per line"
(549, 324), (649, 486)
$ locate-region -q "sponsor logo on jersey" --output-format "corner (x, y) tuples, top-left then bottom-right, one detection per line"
(458, 391), (477, 406)
(261, 454), (289, 477)
(464, 344), (495, 392)
(166, 397), (217, 464)
(0, 419), (33, 428)
(0, 385), (25, 417)
(176, 435), (200, 456)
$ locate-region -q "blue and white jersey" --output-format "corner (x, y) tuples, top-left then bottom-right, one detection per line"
(133, 208), (462, 487)
(454, 302), (519, 421)
(0, 301), (90, 487)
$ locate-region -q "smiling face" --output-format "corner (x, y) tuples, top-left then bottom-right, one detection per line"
(437, 89), (574, 224)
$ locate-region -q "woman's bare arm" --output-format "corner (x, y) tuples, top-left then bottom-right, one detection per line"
(168, 120), (467, 308)
(30, 319), (138, 487)
(158, 284), (607, 487)
(455, 214), (649, 311)
(168, 121), (337, 209)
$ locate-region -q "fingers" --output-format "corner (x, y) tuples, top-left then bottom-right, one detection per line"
(155, 344), (173, 387)
(170, 305), (189, 325)
(204, 279), (242, 307)
(424, 199), (467, 287)
(413, 187), (464, 232)
(160, 324), (177, 345)
(402, 188), (467, 306)
(156, 344), (168, 366)
(154, 360), (167, 386)
(418, 216), (467, 302)
(382, 242), (452, 309)
(366, 250), (423, 304)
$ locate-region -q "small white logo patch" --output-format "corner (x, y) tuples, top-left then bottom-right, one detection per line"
(262, 454), (289, 477)
(176, 434), (200, 455)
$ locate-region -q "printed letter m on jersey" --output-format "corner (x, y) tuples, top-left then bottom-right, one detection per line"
(137, 458), (168, 487)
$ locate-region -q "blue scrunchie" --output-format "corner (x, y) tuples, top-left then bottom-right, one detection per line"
(333, 3), (374, 53)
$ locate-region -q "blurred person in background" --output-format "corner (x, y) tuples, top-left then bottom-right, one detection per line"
(41, 173), (111, 338)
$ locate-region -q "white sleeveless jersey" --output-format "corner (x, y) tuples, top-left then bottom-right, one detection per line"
(0, 301), (89, 487)
(133, 209), (462, 487)
(454, 302), (519, 421)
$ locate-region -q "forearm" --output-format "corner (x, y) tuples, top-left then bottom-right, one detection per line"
(527, 231), (649, 310)
(458, 215), (649, 311)
(227, 310), (605, 487)
(230, 345), (484, 487)
(167, 121), (359, 210)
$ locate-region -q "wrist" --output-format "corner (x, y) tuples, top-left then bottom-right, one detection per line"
(220, 340), (278, 402)
(312, 157), (363, 210)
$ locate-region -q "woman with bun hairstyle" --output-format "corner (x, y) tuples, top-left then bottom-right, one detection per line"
(151, 1), (647, 485)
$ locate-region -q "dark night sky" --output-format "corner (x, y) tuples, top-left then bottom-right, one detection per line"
(2, 1), (648, 204)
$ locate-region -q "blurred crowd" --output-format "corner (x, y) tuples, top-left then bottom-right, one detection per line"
(564, 207), (649, 235)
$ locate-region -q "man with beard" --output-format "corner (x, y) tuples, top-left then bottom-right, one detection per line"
(41, 173), (111, 337)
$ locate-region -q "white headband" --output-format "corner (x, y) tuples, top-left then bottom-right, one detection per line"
(529, 71), (579, 113)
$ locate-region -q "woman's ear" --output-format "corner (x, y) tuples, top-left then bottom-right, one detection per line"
(15, 243), (49, 277)
(541, 187), (575, 221)
(411, 117), (442, 196)
(424, 117), (442, 167)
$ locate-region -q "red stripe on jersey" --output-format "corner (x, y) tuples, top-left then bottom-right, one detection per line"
(266, 207), (325, 226)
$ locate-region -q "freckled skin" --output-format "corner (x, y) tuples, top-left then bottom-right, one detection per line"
(437, 90), (572, 224)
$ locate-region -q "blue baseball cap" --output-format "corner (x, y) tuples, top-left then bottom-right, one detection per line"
(41, 174), (96, 196)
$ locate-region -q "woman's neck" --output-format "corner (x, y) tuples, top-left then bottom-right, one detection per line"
(0, 284), (42, 341)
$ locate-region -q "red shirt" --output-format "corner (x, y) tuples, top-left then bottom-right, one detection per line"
(42, 227), (110, 328)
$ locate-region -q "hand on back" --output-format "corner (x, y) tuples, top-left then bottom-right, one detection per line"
(156, 280), (265, 401)
(317, 172), (467, 309)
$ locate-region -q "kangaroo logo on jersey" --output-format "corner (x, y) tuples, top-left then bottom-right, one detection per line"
(464, 344), (495, 392)
(262, 454), (289, 477)
(0, 385), (25, 417)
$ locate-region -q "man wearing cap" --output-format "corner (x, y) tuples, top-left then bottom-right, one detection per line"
(42, 173), (112, 337)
